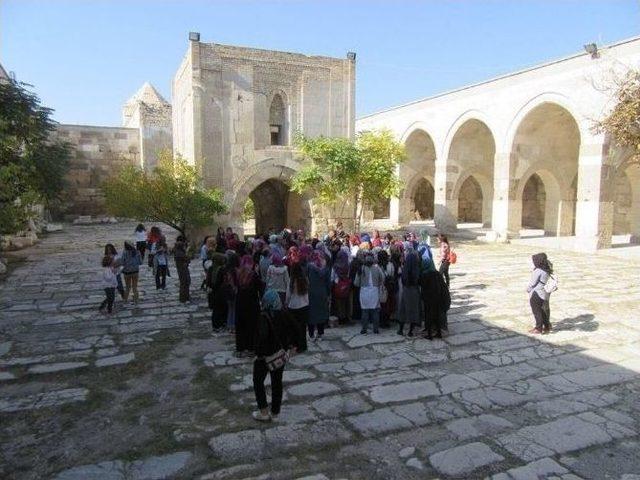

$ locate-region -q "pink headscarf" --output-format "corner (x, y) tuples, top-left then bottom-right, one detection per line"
(237, 254), (255, 287)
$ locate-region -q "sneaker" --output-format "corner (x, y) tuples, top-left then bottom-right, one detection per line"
(270, 413), (280, 422)
(252, 410), (271, 422)
(360, 329), (367, 335)
(316, 335), (323, 342)
(373, 329), (379, 334)
(528, 328), (543, 335)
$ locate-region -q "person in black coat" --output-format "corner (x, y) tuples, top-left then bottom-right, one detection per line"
(252, 289), (299, 422)
(419, 258), (451, 340)
(206, 252), (228, 331)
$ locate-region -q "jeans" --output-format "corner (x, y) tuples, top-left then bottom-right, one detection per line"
(116, 274), (124, 298)
(361, 308), (380, 332)
(100, 287), (115, 313)
(439, 260), (450, 287)
(155, 265), (167, 289)
(253, 359), (284, 415)
(308, 323), (325, 338)
(123, 272), (139, 303)
(227, 299), (236, 329)
(530, 293), (551, 331)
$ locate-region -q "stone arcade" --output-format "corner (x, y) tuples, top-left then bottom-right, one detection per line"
(47, 34), (640, 249)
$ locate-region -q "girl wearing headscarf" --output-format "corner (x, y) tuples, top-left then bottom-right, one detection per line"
(527, 252), (553, 334)
(286, 262), (310, 352)
(331, 249), (351, 325)
(371, 230), (383, 248)
(119, 241), (142, 304)
(221, 250), (240, 333)
(206, 252), (228, 331)
(437, 234), (451, 287)
(354, 251), (385, 334)
(252, 289), (299, 422)
(235, 255), (261, 355)
(397, 249), (422, 336)
(377, 249), (396, 328)
(419, 255), (449, 339)
(285, 246), (300, 267)
(266, 254), (289, 306)
(307, 251), (331, 341)
(173, 237), (191, 303)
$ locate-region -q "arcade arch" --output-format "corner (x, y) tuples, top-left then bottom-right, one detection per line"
(401, 129), (437, 222)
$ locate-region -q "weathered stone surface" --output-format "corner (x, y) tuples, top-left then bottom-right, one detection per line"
(429, 442), (504, 476)
(95, 352), (134, 367)
(0, 388), (88, 412)
(28, 362), (88, 374)
(368, 379), (439, 403)
(489, 457), (569, 480)
(311, 393), (372, 418)
(346, 408), (413, 436)
(446, 414), (514, 440)
(287, 382), (339, 397)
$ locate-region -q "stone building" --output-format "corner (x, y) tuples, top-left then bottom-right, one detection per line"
(56, 83), (172, 216)
(172, 39), (356, 234)
(356, 36), (640, 250)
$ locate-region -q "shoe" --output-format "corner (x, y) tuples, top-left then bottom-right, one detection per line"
(360, 329), (367, 335)
(434, 333), (442, 339)
(316, 335), (323, 342)
(407, 330), (414, 338)
(373, 329), (379, 334)
(252, 411), (271, 422)
(270, 413), (280, 422)
(528, 328), (543, 335)
(397, 329), (404, 336)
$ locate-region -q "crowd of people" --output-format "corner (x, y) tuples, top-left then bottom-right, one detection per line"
(97, 221), (554, 422)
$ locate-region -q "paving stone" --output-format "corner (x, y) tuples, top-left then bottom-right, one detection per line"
(311, 393), (372, 418)
(95, 352), (135, 367)
(497, 413), (634, 461)
(405, 457), (424, 470)
(0, 341), (12, 356)
(209, 430), (266, 461)
(0, 388), (89, 412)
(0, 371), (16, 381)
(489, 457), (569, 480)
(438, 373), (481, 394)
(28, 361), (88, 374)
(429, 442), (504, 476)
(287, 382), (339, 397)
(346, 407), (413, 436)
(368, 379), (439, 403)
(446, 413), (514, 440)
(398, 447), (415, 458)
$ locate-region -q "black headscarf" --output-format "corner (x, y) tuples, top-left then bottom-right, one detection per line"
(532, 252), (553, 274)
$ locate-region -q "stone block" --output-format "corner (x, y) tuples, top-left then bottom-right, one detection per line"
(429, 442), (504, 476)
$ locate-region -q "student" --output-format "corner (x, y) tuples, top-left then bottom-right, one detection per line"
(206, 252), (228, 331)
(173, 236), (191, 303)
(147, 226), (162, 268)
(286, 262), (310, 352)
(307, 250), (331, 341)
(266, 254), (289, 306)
(331, 249), (351, 325)
(104, 243), (124, 299)
(134, 224), (147, 261)
(527, 252), (553, 334)
(235, 255), (261, 356)
(152, 238), (170, 289)
(252, 289), (299, 422)
(398, 249), (422, 336)
(419, 255), (450, 339)
(437, 234), (451, 287)
(354, 251), (385, 334)
(120, 241), (142, 304)
(99, 255), (118, 314)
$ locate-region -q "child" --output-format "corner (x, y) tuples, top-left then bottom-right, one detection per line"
(153, 239), (170, 289)
(99, 255), (118, 314)
(437, 234), (451, 287)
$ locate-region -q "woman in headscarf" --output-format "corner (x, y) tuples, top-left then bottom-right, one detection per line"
(527, 252), (553, 334)
(235, 255), (261, 355)
(266, 254), (289, 306)
(371, 230), (383, 248)
(378, 249), (396, 328)
(331, 249), (351, 325)
(354, 250), (385, 334)
(286, 262), (310, 352)
(285, 246), (300, 267)
(221, 250), (240, 333)
(307, 250), (331, 341)
(397, 249), (422, 336)
(252, 289), (299, 422)
(206, 252), (228, 331)
(419, 254), (449, 339)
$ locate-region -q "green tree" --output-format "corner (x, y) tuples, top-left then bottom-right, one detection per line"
(0, 79), (71, 233)
(291, 129), (406, 231)
(102, 150), (227, 239)
(242, 198), (255, 221)
(595, 69), (640, 168)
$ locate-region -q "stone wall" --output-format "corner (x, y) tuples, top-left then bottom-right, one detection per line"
(56, 125), (140, 216)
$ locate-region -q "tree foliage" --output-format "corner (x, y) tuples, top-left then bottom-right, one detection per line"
(102, 150), (227, 238)
(0, 79), (71, 233)
(595, 69), (640, 167)
(291, 129), (406, 230)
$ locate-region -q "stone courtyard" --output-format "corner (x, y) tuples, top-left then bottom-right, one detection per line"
(1, 223), (640, 479)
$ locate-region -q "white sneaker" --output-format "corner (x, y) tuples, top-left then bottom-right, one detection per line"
(252, 410), (271, 422)
(270, 413), (280, 422)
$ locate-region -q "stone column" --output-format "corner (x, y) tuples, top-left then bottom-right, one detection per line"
(490, 151), (516, 240)
(574, 136), (614, 250)
(433, 158), (457, 232)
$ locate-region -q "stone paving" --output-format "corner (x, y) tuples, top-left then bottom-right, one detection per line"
(1, 223), (640, 479)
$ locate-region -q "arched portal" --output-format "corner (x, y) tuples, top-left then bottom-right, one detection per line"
(509, 102), (580, 235)
(457, 176), (483, 223)
(446, 118), (495, 227)
(401, 129), (436, 223)
(412, 178), (435, 220)
(521, 174), (546, 229)
(247, 178), (309, 234)
(613, 164), (640, 239)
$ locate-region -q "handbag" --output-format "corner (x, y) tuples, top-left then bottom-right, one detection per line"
(263, 312), (289, 372)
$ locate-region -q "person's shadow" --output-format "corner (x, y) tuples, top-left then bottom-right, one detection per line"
(552, 313), (598, 332)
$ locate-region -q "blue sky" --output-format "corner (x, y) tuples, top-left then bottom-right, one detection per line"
(1, 0), (638, 126)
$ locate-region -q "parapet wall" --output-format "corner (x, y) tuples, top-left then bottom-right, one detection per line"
(56, 124), (140, 216)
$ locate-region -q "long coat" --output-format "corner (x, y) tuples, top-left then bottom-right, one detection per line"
(307, 263), (331, 325)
